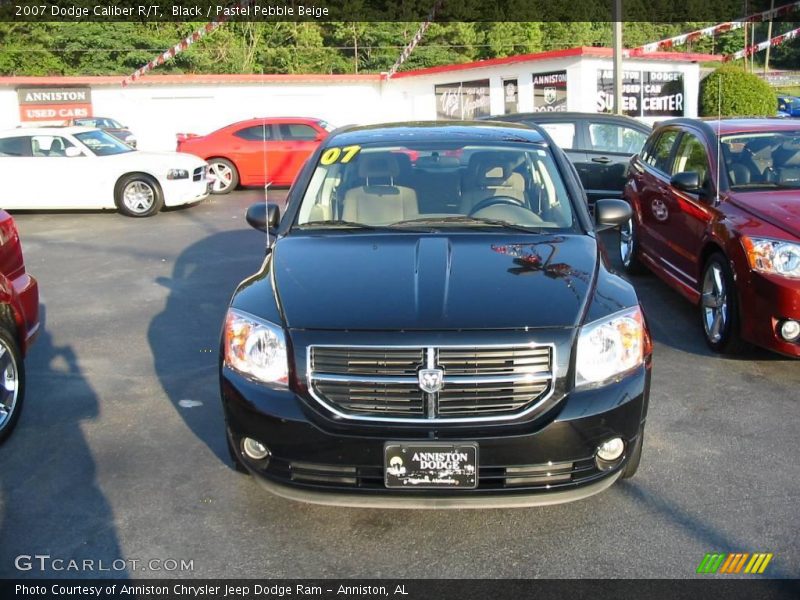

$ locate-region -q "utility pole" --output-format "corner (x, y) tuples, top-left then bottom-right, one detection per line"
(613, 0), (623, 115)
(764, 0), (775, 74)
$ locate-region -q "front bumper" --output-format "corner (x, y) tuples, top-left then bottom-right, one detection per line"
(221, 362), (649, 508)
(162, 177), (210, 207)
(740, 271), (800, 358)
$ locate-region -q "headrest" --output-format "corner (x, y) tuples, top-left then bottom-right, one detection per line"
(773, 148), (800, 167)
(358, 154), (400, 179)
(467, 151), (523, 179)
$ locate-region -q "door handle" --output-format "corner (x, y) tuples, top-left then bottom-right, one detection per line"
(591, 156), (612, 164)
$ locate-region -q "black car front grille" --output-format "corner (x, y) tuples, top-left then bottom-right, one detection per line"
(192, 166), (205, 181)
(308, 344), (554, 422)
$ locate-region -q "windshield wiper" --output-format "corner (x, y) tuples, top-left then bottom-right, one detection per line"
(390, 216), (545, 233)
(296, 220), (387, 230)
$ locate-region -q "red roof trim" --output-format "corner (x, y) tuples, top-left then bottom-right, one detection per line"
(0, 47), (721, 87)
(391, 46), (722, 78)
(0, 73), (382, 86)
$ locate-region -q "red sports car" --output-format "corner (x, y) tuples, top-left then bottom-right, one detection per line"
(622, 118), (799, 357)
(0, 210), (39, 443)
(176, 117), (332, 194)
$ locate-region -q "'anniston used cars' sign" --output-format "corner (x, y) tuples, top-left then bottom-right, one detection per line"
(17, 87), (93, 123)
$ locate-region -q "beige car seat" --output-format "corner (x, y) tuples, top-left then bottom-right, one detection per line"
(460, 153), (526, 213)
(343, 155), (419, 224)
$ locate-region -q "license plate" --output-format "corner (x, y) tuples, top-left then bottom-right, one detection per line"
(384, 443), (478, 489)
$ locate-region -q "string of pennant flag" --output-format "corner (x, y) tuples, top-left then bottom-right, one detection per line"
(629, 0), (800, 55)
(121, 0), (800, 86)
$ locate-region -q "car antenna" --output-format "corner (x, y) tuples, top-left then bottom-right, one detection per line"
(715, 70), (722, 205)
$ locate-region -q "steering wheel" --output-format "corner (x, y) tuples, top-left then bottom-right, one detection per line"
(468, 195), (525, 216)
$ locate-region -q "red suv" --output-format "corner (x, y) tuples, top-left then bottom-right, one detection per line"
(622, 118), (799, 357)
(176, 117), (331, 194)
(0, 210), (39, 443)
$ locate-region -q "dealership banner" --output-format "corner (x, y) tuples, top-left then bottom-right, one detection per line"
(435, 80), (491, 120)
(532, 71), (568, 113)
(17, 87), (93, 123)
(596, 70), (684, 117)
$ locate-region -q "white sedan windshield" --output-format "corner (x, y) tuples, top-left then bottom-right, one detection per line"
(75, 130), (133, 156)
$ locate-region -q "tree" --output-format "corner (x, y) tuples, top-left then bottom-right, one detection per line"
(699, 65), (776, 117)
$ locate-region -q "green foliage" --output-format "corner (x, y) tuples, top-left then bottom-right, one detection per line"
(0, 20), (796, 77)
(699, 65), (776, 117)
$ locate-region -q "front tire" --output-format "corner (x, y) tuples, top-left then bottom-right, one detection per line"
(0, 325), (24, 445)
(618, 217), (646, 275)
(115, 174), (163, 217)
(700, 253), (747, 354)
(207, 159), (239, 195)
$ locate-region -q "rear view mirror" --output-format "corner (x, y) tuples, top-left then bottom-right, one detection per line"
(594, 199), (632, 230)
(246, 203), (280, 232)
(670, 171), (701, 193)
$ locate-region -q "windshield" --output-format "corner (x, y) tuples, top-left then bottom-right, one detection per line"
(74, 118), (121, 128)
(295, 142), (577, 232)
(75, 129), (134, 156)
(722, 131), (800, 190)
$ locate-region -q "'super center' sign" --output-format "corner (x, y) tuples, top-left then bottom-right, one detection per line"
(17, 87), (93, 123)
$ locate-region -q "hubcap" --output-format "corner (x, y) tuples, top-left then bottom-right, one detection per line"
(122, 180), (155, 213)
(619, 218), (634, 266)
(0, 343), (19, 432)
(702, 263), (728, 343)
(209, 162), (233, 192)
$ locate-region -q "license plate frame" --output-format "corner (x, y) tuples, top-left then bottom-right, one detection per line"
(384, 442), (478, 489)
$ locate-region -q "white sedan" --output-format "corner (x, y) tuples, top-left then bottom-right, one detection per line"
(0, 127), (210, 217)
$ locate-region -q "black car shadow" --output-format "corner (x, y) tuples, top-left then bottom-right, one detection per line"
(148, 228), (268, 465)
(0, 305), (127, 578)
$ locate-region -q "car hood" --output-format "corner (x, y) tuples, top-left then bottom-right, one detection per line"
(272, 233), (597, 331)
(728, 190), (800, 239)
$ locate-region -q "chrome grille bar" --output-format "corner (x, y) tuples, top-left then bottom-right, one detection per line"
(308, 344), (555, 423)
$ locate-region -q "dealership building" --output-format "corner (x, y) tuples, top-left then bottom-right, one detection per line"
(0, 46), (719, 151)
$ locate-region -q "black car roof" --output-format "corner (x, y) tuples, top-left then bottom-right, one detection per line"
(482, 111), (650, 128)
(327, 121), (548, 146)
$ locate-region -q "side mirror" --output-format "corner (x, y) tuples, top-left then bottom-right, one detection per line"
(594, 199), (632, 230)
(245, 202), (280, 232)
(315, 131), (326, 142)
(65, 147), (84, 158)
(670, 171), (701, 193)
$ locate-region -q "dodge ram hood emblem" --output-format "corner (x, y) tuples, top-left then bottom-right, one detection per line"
(418, 368), (444, 393)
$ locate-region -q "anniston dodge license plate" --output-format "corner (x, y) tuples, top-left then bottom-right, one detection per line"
(384, 443), (478, 489)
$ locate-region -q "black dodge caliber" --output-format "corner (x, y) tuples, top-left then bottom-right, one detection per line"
(220, 122), (652, 508)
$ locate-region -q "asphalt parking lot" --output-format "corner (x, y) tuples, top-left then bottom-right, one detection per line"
(0, 189), (798, 579)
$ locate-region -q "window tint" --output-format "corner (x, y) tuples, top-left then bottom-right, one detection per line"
(279, 123), (318, 141)
(0, 136), (31, 157)
(588, 123), (648, 154)
(234, 125), (273, 142)
(642, 129), (679, 172)
(30, 135), (76, 157)
(534, 122), (576, 149)
(672, 133), (709, 186)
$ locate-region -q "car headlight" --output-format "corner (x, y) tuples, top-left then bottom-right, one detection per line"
(742, 236), (800, 279)
(575, 306), (650, 388)
(166, 168), (189, 180)
(223, 309), (289, 386)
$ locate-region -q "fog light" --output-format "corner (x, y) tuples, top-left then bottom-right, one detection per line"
(596, 437), (625, 462)
(779, 319), (800, 342)
(242, 437), (270, 461)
